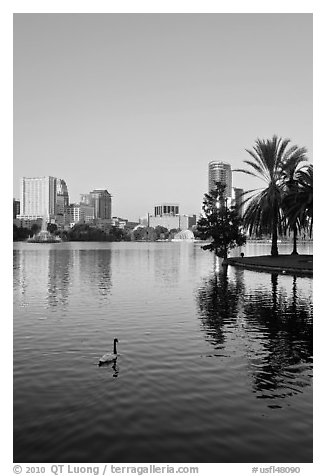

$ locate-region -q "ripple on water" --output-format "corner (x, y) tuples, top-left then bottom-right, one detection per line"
(13, 242), (313, 462)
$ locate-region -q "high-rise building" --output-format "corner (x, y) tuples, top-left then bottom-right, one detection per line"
(18, 176), (57, 222)
(66, 203), (94, 225)
(208, 161), (232, 197)
(89, 189), (112, 220)
(13, 199), (20, 219)
(56, 179), (70, 224)
(232, 187), (245, 216)
(56, 179), (69, 214)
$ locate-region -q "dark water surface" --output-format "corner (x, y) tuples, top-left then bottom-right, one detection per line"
(13, 242), (313, 463)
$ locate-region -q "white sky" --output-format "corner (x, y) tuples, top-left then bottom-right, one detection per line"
(13, 13), (312, 221)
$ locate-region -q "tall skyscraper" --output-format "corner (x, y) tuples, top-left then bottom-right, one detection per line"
(232, 187), (244, 216)
(18, 176), (57, 222)
(56, 179), (69, 218)
(208, 161), (232, 197)
(13, 198), (20, 218)
(89, 189), (112, 220)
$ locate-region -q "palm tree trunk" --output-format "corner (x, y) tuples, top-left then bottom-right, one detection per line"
(271, 206), (279, 257)
(291, 225), (298, 255)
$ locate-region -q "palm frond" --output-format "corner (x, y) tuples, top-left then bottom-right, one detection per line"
(236, 135), (311, 246)
(233, 167), (262, 181)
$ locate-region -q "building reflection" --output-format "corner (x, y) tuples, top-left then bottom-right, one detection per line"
(13, 249), (28, 298)
(196, 266), (313, 403)
(153, 243), (201, 287)
(77, 249), (112, 299)
(14, 248), (51, 306)
(47, 249), (72, 309)
(153, 246), (181, 287)
(14, 246), (113, 310)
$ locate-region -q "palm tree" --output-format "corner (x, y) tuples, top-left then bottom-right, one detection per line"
(280, 149), (309, 254)
(282, 164), (313, 240)
(234, 135), (308, 257)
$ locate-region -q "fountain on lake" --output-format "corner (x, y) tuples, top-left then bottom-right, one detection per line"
(27, 217), (61, 243)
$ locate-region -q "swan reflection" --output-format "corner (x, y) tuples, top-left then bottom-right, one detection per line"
(97, 357), (120, 378)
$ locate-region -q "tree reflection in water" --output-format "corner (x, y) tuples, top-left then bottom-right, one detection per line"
(196, 264), (313, 402)
(243, 273), (312, 400)
(196, 260), (245, 350)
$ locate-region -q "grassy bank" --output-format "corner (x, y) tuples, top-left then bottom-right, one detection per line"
(226, 254), (313, 276)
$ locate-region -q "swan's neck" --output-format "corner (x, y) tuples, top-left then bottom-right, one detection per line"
(113, 341), (117, 354)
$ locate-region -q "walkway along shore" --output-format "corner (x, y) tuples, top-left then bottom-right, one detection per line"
(225, 254), (313, 276)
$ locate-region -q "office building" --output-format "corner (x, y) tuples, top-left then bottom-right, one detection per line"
(18, 176), (57, 222)
(154, 203), (179, 217)
(56, 179), (69, 215)
(232, 187), (245, 216)
(149, 214), (197, 231)
(66, 203), (94, 226)
(89, 189), (112, 220)
(148, 203), (196, 231)
(55, 179), (70, 225)
(208, 161), (232, 197)
(13, 199), (20, 219)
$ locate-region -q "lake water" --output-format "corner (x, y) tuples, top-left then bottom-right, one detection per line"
(13, 241), (313, 463)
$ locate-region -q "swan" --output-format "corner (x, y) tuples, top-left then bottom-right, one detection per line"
(98, 338), (119, 366)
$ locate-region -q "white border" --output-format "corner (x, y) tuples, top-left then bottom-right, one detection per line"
(3, 1), (323, 474)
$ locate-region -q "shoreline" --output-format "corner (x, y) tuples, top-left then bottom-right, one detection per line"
(226, 254), (313, 276)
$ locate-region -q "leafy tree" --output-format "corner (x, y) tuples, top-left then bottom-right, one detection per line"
(106, 226), (127, 242)
(57, 230), (69, 241)
(132, 226), (156, 241)
(31, 223), (41, 236)
(13, 224), (30, 241)
(47, 223), (58, 234)
(154, 226), (169, 240)
(168, 228), (180, 240)
(196, 182), (246, 260)
(132, 227), (144, 241)
(68, 224), (106, 241)
(234, 135), (308, 256)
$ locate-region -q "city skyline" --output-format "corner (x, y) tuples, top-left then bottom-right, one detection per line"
(13, 168), (245, 222)
(13, 13), (312, 221)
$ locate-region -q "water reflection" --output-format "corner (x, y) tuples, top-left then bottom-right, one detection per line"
(196, 266), (244, 348)
(13, 246), (113, 309)
(242, 273), (312, 401)
(77, 249), (112, 298)
(153, 246), (180, 286)
(14, 243), (313, 462)
(47, 250), (72, 309)
(13, 250), (28, 298)
(14, 249), (51, 307)
(98, 359), (120, 378)
(196, 267), (313, 403)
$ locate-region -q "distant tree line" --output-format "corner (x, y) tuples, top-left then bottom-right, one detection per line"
(13, 222), (182, 242)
